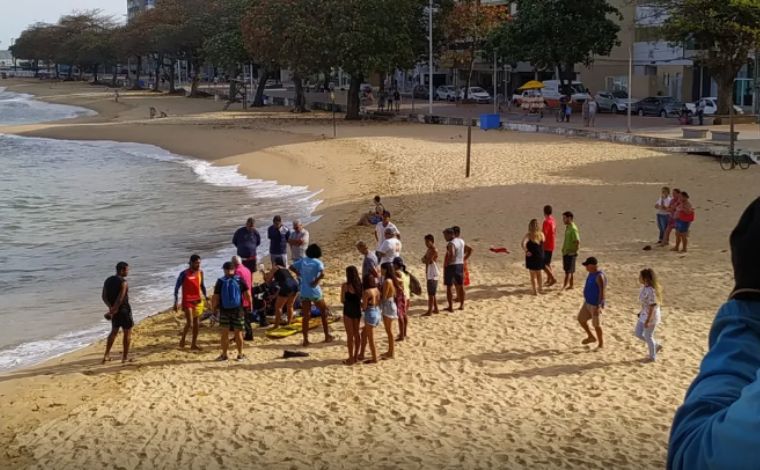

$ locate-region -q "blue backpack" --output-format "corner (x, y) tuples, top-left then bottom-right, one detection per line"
(219, 275), (242, 309)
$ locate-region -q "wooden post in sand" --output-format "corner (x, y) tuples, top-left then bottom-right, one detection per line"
(466, 122), (472, 177)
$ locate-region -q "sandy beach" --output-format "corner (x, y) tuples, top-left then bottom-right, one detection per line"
(0, 79), (755, 469)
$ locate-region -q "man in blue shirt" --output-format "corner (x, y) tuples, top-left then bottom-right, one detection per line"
(232, 217), (261, 273)
(669, 197), (760, 470)
(268, 215), (290, 268)
(577, 257), (606, 349)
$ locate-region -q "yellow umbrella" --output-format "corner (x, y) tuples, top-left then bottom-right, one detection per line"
(517, 80), (544, 91)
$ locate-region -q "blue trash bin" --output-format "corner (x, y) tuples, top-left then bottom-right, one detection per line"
(480, 113), (500, 130)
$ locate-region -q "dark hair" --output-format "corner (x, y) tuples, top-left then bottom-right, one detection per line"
(562, 211), (574, 219)
(305, 243), (322, 259)
(274, 258), (286, 268)
(346, 266), (362, 294)
(115, 261), (129, 273)
(273, 215), (282, 223)
(246, 217), (255, 225)
(374, 195), (381, 202)
(383, 263), (401, 291)
(383, 210), (391, 218)
(189, 254), (201, 264)
(681, 191), (690, 199)
(222, 261), (234, 271)
(452, 225), (461, 235)
(673, 188), (681, 194)
(363, 275), (377, 290)
(424, 234), (434, 243)
(443, 227), (454, 235)
(543, 205), (552, 215)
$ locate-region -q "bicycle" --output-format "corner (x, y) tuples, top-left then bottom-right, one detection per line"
(720, 152), (752, 171)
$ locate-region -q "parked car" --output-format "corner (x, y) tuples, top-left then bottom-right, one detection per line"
(511, 89), (544, 106)
(459, 86), (492, 103)
(595, 90), (630, 113)
(685, 97), (744, 116)
(541, 80), (590, 108)
(436, 85), (458, 101)
(631, 96), (684, 117)
(413, 85), (430, 99)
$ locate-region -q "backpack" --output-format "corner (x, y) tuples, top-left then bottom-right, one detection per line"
(220, 275), (242, 309)
(409, 273), (422, 296)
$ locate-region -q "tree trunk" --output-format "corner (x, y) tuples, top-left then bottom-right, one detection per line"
(131, 55), (143, 89)
(322, 72), (330, 92)
(465, 48), (476, 100)
(345, 74), (363, 120)
(67, 65), (74, 80)
(715, 72), (736, 115)
(33, 60), (39, 78)
(252, 69), (268, 107)
(111, 65), (118, 87)
(292, 72), (308, 113)
(188, 59), (201, 97)
(168, 60), (177, 94)
(152, 54), (162, 92)
(92, 64), (99, 83)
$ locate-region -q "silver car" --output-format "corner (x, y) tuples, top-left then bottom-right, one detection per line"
(595, 90), (629, 113)
(436, 85), (457, 101)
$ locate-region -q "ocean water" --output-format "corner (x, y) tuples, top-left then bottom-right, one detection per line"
(0, 90), (321, 371)
(0, 86), (96, 124)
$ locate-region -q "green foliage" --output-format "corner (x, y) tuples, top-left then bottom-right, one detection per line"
(493, 0), (621, 82)
(660, 0), (760, 113)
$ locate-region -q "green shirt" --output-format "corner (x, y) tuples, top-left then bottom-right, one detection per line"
(562, 222), (580, 256)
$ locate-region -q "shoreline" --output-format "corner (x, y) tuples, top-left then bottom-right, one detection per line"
(0, 78), (755, 468)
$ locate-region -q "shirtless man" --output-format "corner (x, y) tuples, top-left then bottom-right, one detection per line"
(102, 261), (133, 364)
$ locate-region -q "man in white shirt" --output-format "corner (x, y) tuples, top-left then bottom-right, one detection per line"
(378, 228), (402, 267)
(288, 220), (309, 262)
(375, 210), (400, 258)
(444, 227), (466, 312)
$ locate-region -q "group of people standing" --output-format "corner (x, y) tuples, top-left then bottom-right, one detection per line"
(655, 186), (695, 252)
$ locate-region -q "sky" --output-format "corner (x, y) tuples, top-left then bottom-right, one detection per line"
(0, 0), (126, 50)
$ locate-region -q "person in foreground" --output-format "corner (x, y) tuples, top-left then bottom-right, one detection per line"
(634, 268), (663, 362)
(380, 263), (399, 359)
(358, 275), (381, 364)
(102, 261), (133, 364)
(173, 254), (208, 350)
(577, 257), (606, 348)
(211, 262), (252, 361)
(290, 244), (334, 346)
(668, 197), (760, 470)
(443, 228), (466, 311)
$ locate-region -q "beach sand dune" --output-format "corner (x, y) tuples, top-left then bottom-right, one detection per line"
(0, 80), (755, 469)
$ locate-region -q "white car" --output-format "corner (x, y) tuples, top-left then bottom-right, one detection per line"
(436, 85), (457, 101)
(459, 86), (492, 103)
(594, 90), (630, 113)
(685, 97), (743, 115)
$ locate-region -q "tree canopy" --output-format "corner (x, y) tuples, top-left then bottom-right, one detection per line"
(660, 0), (760, 114)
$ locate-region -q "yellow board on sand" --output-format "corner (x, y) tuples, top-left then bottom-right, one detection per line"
(265, 317), (335, 339)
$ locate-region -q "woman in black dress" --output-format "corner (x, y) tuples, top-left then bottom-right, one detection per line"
(265, 259), (299, 328)
(521, 219), (545, 295)
(341, 266), (363, 365)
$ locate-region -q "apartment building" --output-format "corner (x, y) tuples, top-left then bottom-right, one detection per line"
(127, 0), (156, 23)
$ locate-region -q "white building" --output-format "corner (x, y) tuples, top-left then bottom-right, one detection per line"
(127, 0), (155, 22)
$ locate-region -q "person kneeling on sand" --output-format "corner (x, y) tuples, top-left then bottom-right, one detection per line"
(102, 261), (133, 364)
(290, 244), (334, 347)
(211, 262), (252, 361)
(577, 257), (606, 348)
(668, 197), (760, 469)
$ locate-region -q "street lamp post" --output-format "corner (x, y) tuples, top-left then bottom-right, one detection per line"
(331, 90), (337, 138)
(428, 0), (433, 115)
(627, 44), (633, 134)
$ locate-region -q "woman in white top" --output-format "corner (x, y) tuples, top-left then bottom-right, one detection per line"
(655, 187), (672, 245)
(635, 268), (663, 361)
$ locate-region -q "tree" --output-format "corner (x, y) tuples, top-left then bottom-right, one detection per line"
(660, 0), (760, 114)
(241, 0), (289, 107)
(330, 0), (427, 119)
(10, 23), (59, 76)
(493, 0), (621, 92)
(441, 0), (509, 99)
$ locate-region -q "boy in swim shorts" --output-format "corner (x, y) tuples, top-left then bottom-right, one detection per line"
(174, 254), (208, 350)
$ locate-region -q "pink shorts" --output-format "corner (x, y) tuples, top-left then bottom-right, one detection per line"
(395, 293), (407, 319)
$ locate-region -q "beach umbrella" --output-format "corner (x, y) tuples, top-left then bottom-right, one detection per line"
(517, 80), (544, 91)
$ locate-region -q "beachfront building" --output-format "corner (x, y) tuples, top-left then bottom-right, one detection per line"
(127, 0), (156, 23)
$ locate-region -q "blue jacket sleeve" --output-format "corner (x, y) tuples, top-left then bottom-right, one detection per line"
(232, 228), (240, 247)
(174, 271), (185, 304)
(668, 301), (760, 470)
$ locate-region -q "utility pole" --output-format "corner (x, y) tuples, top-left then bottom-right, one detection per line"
(428, 0), (434, 115)
(493, 50), (497, 114)
(627, 44), (633, 134)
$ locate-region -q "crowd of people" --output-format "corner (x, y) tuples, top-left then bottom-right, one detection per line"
(101, 193), (684, 365)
